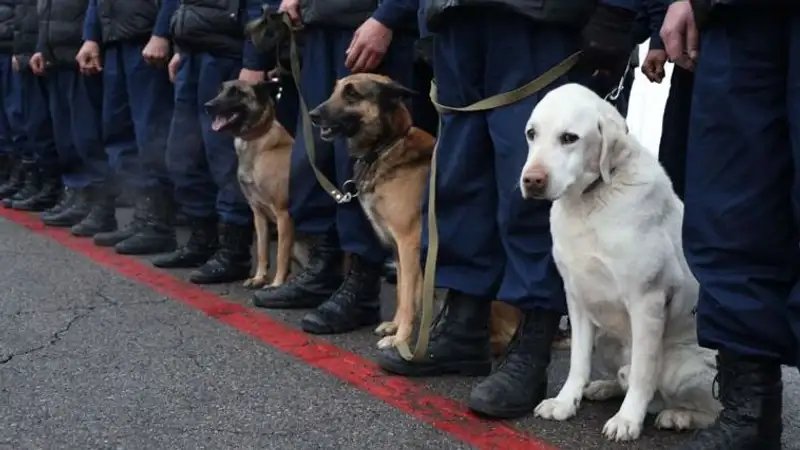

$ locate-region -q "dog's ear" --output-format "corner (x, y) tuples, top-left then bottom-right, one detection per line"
(597, 109), (628, 183)
(380, 80), (418, 100)
(251, 80), (282, 104)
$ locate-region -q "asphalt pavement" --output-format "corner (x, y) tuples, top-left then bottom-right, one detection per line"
(2, 208), (799, 450)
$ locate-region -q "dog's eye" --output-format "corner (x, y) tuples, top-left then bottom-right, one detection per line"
(343, 83), (361, 102)
(560, 132), (579, 145)
(525, 128), (536, 141)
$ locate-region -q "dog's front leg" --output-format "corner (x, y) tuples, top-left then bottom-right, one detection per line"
(377, 236), (419, 349)
(602, 292), (665, 441)
(244, 208), (270, 288)
(535, 289), (594, 421)
(271, 212), (293, 287)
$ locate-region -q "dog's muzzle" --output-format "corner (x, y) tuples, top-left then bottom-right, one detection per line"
(521, 166), (548, 199)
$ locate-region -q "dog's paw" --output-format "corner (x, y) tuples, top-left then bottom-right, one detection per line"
(655, 408), (715, 431)
(269, 277), (286, 288)
(583, 380), (623, 402)
(243, 276), (267, 288)
(376, 335), (398, 350)
(602, 413), (642, 441)
(374, 321), (398, 336)
(534, 398), (579, 421)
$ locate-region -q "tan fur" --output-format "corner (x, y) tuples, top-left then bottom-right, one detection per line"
(207, 80), (308, 289)
(313, 73), (519, 353)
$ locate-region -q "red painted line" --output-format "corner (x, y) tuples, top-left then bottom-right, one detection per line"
(1, 208), (558, 450)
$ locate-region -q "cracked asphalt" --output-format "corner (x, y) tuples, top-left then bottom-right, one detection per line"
(2, 210), (800, 450)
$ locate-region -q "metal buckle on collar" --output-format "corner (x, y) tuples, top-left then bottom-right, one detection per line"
(604, 62), (631, 102)
(334, 180), (359, 204)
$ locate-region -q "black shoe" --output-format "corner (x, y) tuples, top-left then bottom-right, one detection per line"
(11, 167), (62, 212)
(41, 187), (77, 221)
(114, 189), (177, 255)
(93, 203), (147, 247)
(300, 254), (382, 334)
(189, 222), (253, 284)
(252, 233), (343, 309)
(466, 308), (561, 419)
(668, 353), (782, 450)
(70, 192), (117, 237)
(152, 216), (218, 268)
(0, 157), (25, 199)
(377, 291), (493, 377)
(2, 161), (38, 208)
(0, 154), (10, 183)
(42, 189), (91, 227)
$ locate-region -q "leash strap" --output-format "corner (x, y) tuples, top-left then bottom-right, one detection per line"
(276, 12), (580, 361)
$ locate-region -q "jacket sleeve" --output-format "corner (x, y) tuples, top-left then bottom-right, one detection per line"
(599, 0), (641, 12)
(372, 0), (419, 31)
(644, 0), (667, 50)
(82, 0), (101, 42)
(154, 0), (179, 38)
(242, 0), (267, 71)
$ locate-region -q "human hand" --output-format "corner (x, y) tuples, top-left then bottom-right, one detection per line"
(641, 49), (667, 83)
(76, 40), (102, 75)
(660, 0), (698, 71)
(345, 18), (392, 73)
(142, 35), (171, 65)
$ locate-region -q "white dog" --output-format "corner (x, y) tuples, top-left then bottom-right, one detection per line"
(519, 83), (720, 442)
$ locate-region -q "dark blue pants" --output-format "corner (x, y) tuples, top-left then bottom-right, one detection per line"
(276, 73), (299, 137)
(288, 26), (415, 263)
(166, 52), (249, 224)
(19, 69), (58, 168)
(423, 9), (578, 311)
(103, 42), (174, 190)
(658, 65), (693, 201)
(0, 55), (24, 158)
(46, 68), (107, 189)
(685, 8), (800, 365)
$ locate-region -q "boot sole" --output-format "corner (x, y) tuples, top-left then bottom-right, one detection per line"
(378, 357), (492, 378)
(301, 313), (380, 335)
(466, 381), (548, 419)
(115, 241), (178, 256)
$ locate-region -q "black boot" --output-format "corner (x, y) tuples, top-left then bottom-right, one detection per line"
(114, 190), (177, 255)
(466, 308), (561, 419)
(11, 166), (62, 212)
(300, 254), (382, 334)
(70, 191), (117, 237)
(252, 233), (343, 309)
(0, 154), (10, 183)
(93, 200), (147, 247)
(41, 187), (77, 221)
(2, 161), (38, 208)
(0, 157), (25, 199)
(376, 291), (493, 377)
(42, 188), (91, 227)
(152, 216), (218, 268)
(669, 353), (783, 450)
(188, 222), (252, 284)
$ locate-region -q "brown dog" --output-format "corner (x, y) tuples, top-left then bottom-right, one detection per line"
(308, 73), (520, 352)
(205, 79), (308, 288)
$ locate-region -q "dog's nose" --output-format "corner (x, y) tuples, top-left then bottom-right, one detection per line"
(522, 167), (548, 191)
(308, 107), (321, 124)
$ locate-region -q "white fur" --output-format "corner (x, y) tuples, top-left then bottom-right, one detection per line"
(520, 83), (720, 442)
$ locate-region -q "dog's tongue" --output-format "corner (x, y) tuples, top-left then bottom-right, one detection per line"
(211, 116), (229, 132)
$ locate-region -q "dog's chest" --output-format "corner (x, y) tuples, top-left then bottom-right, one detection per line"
(358, 192), (393, 247)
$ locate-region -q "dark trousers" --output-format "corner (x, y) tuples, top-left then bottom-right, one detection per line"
(102, 41), (174, 191)
(166, 52), (250, 224)
(0, 55), (24, 158)
(684, 8), (800, 365)
(19, 69), (57, 168)
(422, 9), (581, 311)
(46, 68), (106, 189)
(658, 66), (694, 201)
(287, 26), (415, 263)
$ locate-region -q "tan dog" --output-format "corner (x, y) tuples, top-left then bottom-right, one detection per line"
(308, 73), (520, 352)
(205, 80), (308, 288)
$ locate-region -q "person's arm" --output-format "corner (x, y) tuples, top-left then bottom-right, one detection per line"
(154, 0), (179, 38)
(82, 0), (101, 42)
(372, 0), (419, 30)
(242, 0), (267, 71)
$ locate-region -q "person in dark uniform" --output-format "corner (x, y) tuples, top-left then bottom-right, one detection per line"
(661, 1), (795, 449)
(251, 0), (418, 337)
(29, 0), (109, 229)
(0, 0), (26, 203)
(151, 0), (264, 285)
(4, 0), (62, 213)
(375, 0), (639, 419)
(76, 0), (178, 254)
